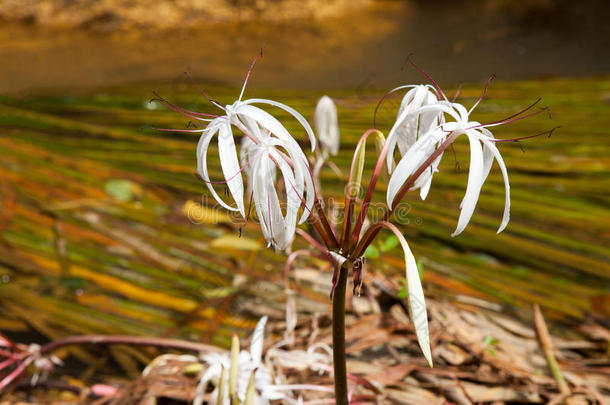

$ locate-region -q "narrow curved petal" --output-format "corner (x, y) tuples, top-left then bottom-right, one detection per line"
(239, 114), (265, 140)
(385, 131), (401, 173)
(243, 98), (317, 150)
(250, 316), (267, 366)
(268, 138), (314, 224)
(269, 148), (299, 238)
(393, 228), (432, 367)
(252, 157), (271, 239)
(386, 131), (437, 207)
(481, 139), (495, 184)
(197, 123), (240, 213)
(479, 127), (495, 183)
(241, 136), (268, 193)
(485, 141), (511, 233)
(414, 102), (462, 121)
(218, 122), (245, 217)
(386, 99), (446, 172)
(236, 104), (303, 152)
(299, 162), (315, 225)
(418, 170), (433, 200)
(251, 152), (289, 251)
(267, 185), (287, 250)
(452, 131), (485, 236)
(451, 102), (470, 122)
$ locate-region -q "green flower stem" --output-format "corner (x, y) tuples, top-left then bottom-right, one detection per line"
(332, 262), (350, 405)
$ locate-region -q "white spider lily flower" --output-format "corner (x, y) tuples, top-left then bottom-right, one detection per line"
(189, 67), (317, 250)
(196, 98), (316, 217)
(196, 316), (288, 405)
(386, 85), (443, 200)
(314, 96), (340, 157)
(387, 100), (510, 237)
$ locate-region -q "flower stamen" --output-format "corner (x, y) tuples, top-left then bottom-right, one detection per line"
(151, 91), (217, 121)
(184, 71), (225, 110)
(238, 47), (265, 103)
(475, 106), (550, 129)
(468, 74), (496, 114)
(451, 83), (463, 102)
(488, 126), (560, 143)
(405, 54), (448, 101)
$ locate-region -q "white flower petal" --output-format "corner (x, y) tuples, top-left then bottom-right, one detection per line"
(266, 177), (288, 250)
(482, 143), (495, 184)
(485, 141), (511, 233)
(218, 122), (246, 217)
(197, 122), (240, 213)
(418, 171), (433, 200)
(385, 92), (444, 173)
(452, 131), (485, 236)
(314, 95), (340, 156)
(269, 149), (299, 243)
(386, 130), (438, 207)
(236, 105), (297, 147)
(267, 138), (314, 225)
(238, 114), (265, 140)
(252, 157), (272, 239)
(243, 98), (317, 151)
(250, 316), (267, 366)
(416, 102), (462, 122)
(299, 164), (315, 225)
(392, 229), (432, 367)
(451, 102), (470, 122)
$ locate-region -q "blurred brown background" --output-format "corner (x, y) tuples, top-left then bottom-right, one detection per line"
(0, 0), (608, 94)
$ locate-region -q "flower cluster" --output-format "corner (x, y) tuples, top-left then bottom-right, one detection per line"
(385, 81), (511, 236)
(155, 56), (548, 378)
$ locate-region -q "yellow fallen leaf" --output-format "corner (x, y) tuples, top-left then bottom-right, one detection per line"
(211, 234), (261, 251)
(182, 200), (234, 225)
(70, 265), (212, 315)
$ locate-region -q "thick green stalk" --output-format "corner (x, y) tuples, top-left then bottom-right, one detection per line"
(332, 262), (350, 405)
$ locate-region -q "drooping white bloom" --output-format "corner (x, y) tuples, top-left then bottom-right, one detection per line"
(195, 316), (287, 405)
(386, 85), (444, 200)
(314, 96), (340, 157)
(244, 122), (315, 251)
(387, 100), (510, 237)
(194, 73), (317, 251)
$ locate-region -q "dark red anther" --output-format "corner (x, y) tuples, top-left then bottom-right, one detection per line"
(352, 257), (365, 296)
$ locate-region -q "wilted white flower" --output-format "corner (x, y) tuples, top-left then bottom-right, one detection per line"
(314, 96), (340, 157)
(267, 342), (332, 375)
(385, 85), (443, 200)
(196, 316), (288, 405)
(387, 99), (510, 237)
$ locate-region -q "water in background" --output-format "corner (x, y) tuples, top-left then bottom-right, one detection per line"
(0, 0), (608, 94)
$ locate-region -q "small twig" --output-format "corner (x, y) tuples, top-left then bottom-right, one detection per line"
(533, 305), (571, 396)
(40, 335), (225, 356)
(451, 374), (476, 405)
